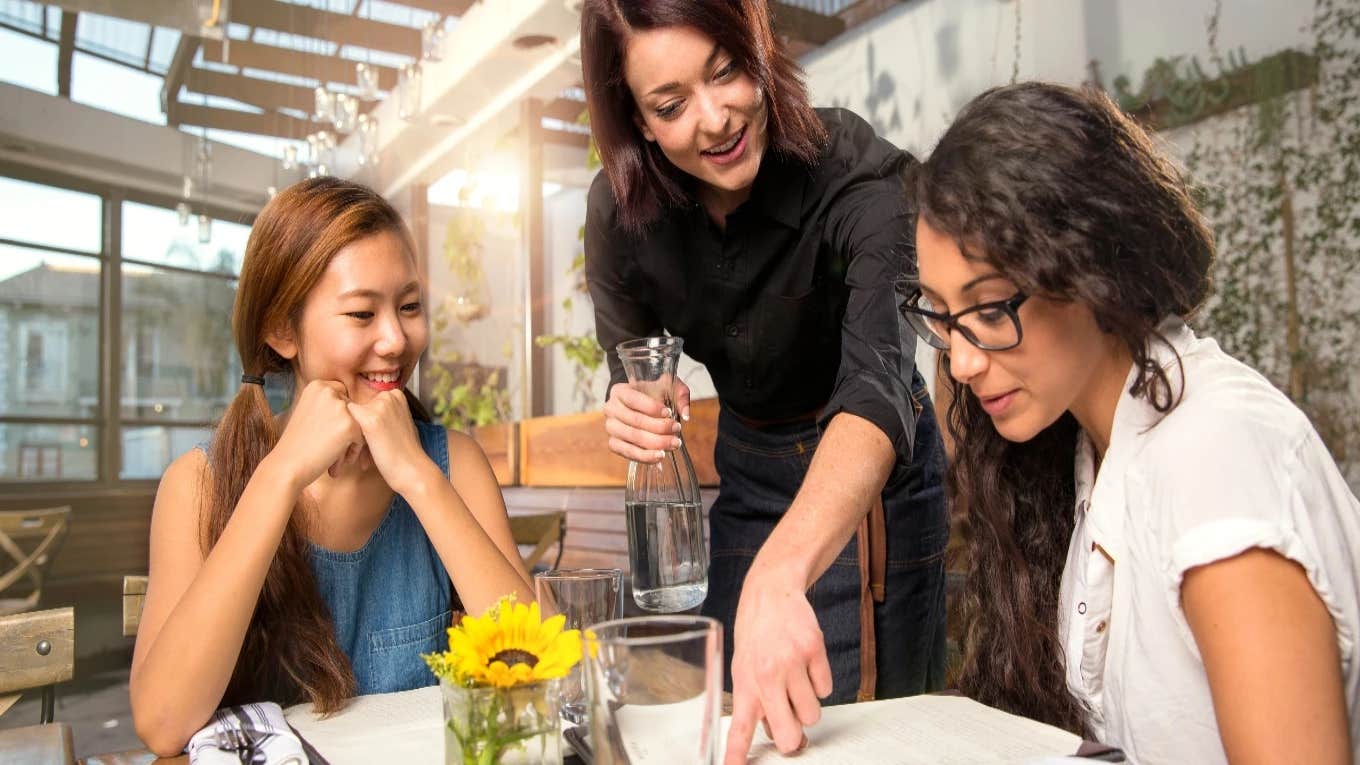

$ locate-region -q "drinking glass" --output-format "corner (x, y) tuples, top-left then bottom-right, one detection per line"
(534, 568), (623, 725)
(584, 616), (722, 765)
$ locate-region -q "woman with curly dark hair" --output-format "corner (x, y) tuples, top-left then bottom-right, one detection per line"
(906, 82), (1358, 763)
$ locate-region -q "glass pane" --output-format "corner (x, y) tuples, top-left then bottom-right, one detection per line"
(120, 424), (212, 480)
(0, 176), (102, 253)
(0, 27), (56, 95)
(0, 245), (101, 418)
(121, 264), (239, 421)
(71, 52), (166, 126)
(0, 423), (97, 482)
(121, 200), (250, 275)
(75, 12), (151, 68)
(148, 27), (181, 74)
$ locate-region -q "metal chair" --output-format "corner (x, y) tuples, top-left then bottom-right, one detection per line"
(0, 607), (75, 723)
(0, 506), (71, 617)
(508, 511), (567, 572)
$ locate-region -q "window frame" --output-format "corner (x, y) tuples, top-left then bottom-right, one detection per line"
(0, 160), (254, 490)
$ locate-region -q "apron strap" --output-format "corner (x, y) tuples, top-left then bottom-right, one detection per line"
(855, 495), (888, 701)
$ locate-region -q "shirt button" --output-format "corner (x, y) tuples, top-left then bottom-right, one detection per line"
(1077, 602), (1087, 615)
(1096, 621), (1107, 633)
(725, 324), (740, 337)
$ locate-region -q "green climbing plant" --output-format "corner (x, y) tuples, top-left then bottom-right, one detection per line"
(1172, 0), (1360, 480)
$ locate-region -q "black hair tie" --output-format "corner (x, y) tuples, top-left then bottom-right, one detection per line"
(241, 374), (266, 386)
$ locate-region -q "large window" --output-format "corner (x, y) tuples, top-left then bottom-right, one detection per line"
(119, 202), (247, 478)
(0, 170), (252, 484)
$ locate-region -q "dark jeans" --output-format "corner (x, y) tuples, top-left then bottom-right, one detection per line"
(699, 370), (949, 704)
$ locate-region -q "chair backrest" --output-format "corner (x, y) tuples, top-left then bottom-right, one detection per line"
(0, 607), (74, 721)
(0, 507), (71, 617)
(123, 575), (148, 638)
(508, 511), (566, 572)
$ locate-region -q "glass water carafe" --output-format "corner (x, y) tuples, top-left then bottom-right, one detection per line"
(616, 337), (708, 613)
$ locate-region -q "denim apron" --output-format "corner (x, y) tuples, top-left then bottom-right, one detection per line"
(308, 419), (454, 695)
(699, 369), (949, 703)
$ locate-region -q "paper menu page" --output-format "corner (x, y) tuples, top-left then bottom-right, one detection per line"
(612, 694), (718, 765)
(718, 694), (1083, 765)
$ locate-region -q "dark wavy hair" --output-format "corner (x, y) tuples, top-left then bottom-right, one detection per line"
(580, 0), (827, 233)
(914, 83), (1215, 732)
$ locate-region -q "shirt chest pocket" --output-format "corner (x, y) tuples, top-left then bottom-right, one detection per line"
(369, 608), (452, 656)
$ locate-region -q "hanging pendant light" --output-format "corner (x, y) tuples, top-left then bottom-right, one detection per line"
(313, 86), (335, 123)
(356, 62), (379, 101)
(194, 135), (212, 183)
(333, 94), (358, 133)
(357, 114), (380, 167)
(281, 144), (298, 171)
(398, 63), (422, 122)
(421, 19), (444, 62)
(197, 214), (212, 244)
(176, 201), (191, 226)
(182, 175), (194, 200)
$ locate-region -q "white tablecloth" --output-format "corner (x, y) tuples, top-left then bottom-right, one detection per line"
(284, 686), (574, 765)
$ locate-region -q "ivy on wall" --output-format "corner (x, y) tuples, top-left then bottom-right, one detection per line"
(1165, 0), (1360, 479)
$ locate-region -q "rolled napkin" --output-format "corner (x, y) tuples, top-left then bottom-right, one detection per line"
(186, 702), (309, 765)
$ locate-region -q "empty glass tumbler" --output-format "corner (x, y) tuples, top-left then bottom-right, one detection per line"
(584, 616), (723, 765)
(534, 568), (623, 725)
(616, 337), (708, 613)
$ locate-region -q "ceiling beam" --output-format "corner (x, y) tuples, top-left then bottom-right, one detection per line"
(56, 11), (77, 98)
(230, 1), (420, 58)
(770, 2), (846, 46)
(185, 68), (384, 117)
(43, 1), (206, 35)
(200, 39), (400, 92)
(383, 0), (478, 14)
(185, 68), (314, 114)
(176, 103), (328, 141)
(161, 36), (201, 127)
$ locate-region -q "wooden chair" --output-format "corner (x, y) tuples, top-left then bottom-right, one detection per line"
(0, 607), (75, 723)
(122, 575), (148, 638)
(0, 506), (71, 617)
(508, 511), (566, 572)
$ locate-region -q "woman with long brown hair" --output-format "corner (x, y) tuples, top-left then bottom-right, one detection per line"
(579, 2), (949, 761)
(129, 177), (534, 756)
(908, 82), (1358, 762)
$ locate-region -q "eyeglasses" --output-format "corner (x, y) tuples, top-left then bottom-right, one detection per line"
(895, 283), (1030, 351)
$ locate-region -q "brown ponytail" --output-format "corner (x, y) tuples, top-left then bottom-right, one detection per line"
(201, 177), (420, 711)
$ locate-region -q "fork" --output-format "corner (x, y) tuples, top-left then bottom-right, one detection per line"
(214, 727), (271, 764)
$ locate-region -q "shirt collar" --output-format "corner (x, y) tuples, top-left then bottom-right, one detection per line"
(1076, 316), (1197, 541)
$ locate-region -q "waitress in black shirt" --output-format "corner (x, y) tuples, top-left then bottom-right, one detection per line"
(580, 2), (948, 761)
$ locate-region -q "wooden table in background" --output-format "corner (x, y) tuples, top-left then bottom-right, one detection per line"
(0, 722), (77, 765)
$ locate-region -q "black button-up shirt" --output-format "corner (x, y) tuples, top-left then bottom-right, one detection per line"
(585, 108), (922, 460)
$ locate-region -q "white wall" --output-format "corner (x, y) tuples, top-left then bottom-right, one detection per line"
(801, 0), (1314, 157)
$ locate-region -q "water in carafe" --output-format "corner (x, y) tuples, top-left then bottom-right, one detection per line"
(617, 336), (708, 612)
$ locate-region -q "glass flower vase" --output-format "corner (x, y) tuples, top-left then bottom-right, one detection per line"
(441, 678), (562, 765)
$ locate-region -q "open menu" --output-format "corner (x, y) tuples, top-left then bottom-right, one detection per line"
(717, 694), (1085, 765)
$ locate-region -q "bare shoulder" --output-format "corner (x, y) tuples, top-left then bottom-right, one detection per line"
(150, 448), (210, 538)
(445, 429), (492, 468)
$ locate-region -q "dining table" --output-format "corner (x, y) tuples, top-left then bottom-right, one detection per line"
(80, 685), (584, 765)
(77, 685), (1122, 765)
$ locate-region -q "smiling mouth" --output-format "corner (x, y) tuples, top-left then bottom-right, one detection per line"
(359, 370), (404, 390)
(701, 126), (745, 155)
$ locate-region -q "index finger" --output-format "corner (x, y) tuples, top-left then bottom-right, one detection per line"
(723, 693), (761, 765)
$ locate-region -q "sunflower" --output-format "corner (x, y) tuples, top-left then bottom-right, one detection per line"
(430, 598), (582, 689)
